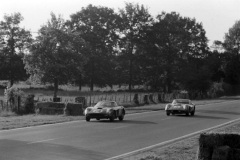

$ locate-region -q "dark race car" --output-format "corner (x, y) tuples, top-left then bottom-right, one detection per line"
(84, 100), (125, 122)
(165, 99), (195, 116)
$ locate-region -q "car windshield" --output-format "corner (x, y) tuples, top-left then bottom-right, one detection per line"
(94, 101), (117, 108)
(172, 99), (190, 104)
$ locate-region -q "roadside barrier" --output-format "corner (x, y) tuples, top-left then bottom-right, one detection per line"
(36, 102), (65, 115)
(64, 103), (84, 116)
(35, 101), (84, 116)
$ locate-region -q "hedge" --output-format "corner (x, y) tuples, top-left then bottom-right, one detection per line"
(197, 132), (240, 160)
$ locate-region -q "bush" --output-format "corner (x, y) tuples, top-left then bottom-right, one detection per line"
(5, 87), (35, 114)
(5, 87), (24, 113)
(197, 132), (240, 160)
(23, 94), (35, 114)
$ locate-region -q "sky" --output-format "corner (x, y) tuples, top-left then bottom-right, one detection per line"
(0, 0), (240, 46)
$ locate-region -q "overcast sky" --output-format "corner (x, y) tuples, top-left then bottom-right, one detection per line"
(0, 0), (240, 46)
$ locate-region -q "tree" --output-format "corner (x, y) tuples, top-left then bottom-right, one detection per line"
(0, 13), (32, 86)
(24, 13), (86, 98)
(222, 20), (240, 87)
(68, 5), (121, 91)
(140, 12), (209, 92)
(118, 2), (153, 91)
(224, 20), (240, 58)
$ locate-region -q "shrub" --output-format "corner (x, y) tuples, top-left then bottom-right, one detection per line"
(5, 87), (24, 109)
(23, 94), (35, 114)
(197, 132), (240, 160)
(5, 87), (35, 114)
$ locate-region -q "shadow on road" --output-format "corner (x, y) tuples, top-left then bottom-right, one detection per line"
(197, 109), (240, 116)
(90, 119), (158, 124)
(173, 114), (228, 120)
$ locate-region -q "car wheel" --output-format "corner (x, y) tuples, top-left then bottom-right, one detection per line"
(166, 111), (170, 116)
(191, 107), (195, 116)
(118, 115), (124, 121)
(191, 109), (195, 116)
(109, 116), (114, 122)
(86, 117), (90, 122)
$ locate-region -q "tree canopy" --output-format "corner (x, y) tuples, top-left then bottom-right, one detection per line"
(24, 13), (86, 97)
(1, 3), (240, 96)
(68, 4), (121, 91)
(0, 13), (32, 86)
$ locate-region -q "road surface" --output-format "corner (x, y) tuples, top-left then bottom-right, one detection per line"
(0, 100), (240, 160)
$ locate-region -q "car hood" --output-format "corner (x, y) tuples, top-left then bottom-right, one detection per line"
(86, 107), (112, 113)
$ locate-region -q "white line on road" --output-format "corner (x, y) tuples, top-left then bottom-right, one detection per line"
(104, 117), (240, 160)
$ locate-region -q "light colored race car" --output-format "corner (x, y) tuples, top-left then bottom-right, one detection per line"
(165, 99), (195, 116)
(84, 100), (125, 122)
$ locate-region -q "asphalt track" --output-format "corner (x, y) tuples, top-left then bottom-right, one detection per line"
(0, 100), (240, 160)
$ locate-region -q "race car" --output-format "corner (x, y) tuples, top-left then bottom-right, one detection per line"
(165, 99), (195, 116)
(84, 100), (125, 122)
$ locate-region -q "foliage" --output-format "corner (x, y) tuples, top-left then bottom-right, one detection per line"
(68, 4), (121, 91)
(2, 5), (239, 96)
(4, 86), (35, 114)
(5, 86), (24, 103)
(24, 94), (35, 114)
(219, 20), (240, 87)
(139, 12), (209, 92)
(118, 2), (153, 90)
(24, 13), (86, 98)
(0, 13), (32, 85)
(224, 20), (240, 55)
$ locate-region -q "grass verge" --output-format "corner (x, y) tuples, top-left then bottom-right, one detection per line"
(121, 121), (240, 160)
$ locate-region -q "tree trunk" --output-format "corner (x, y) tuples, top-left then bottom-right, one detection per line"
(9, 31), (15, 87)
(90, 60), (94, 91)
(78, 75), (82, 91)
(129, 58), (133, 91)
(53, 78), (59, 98)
